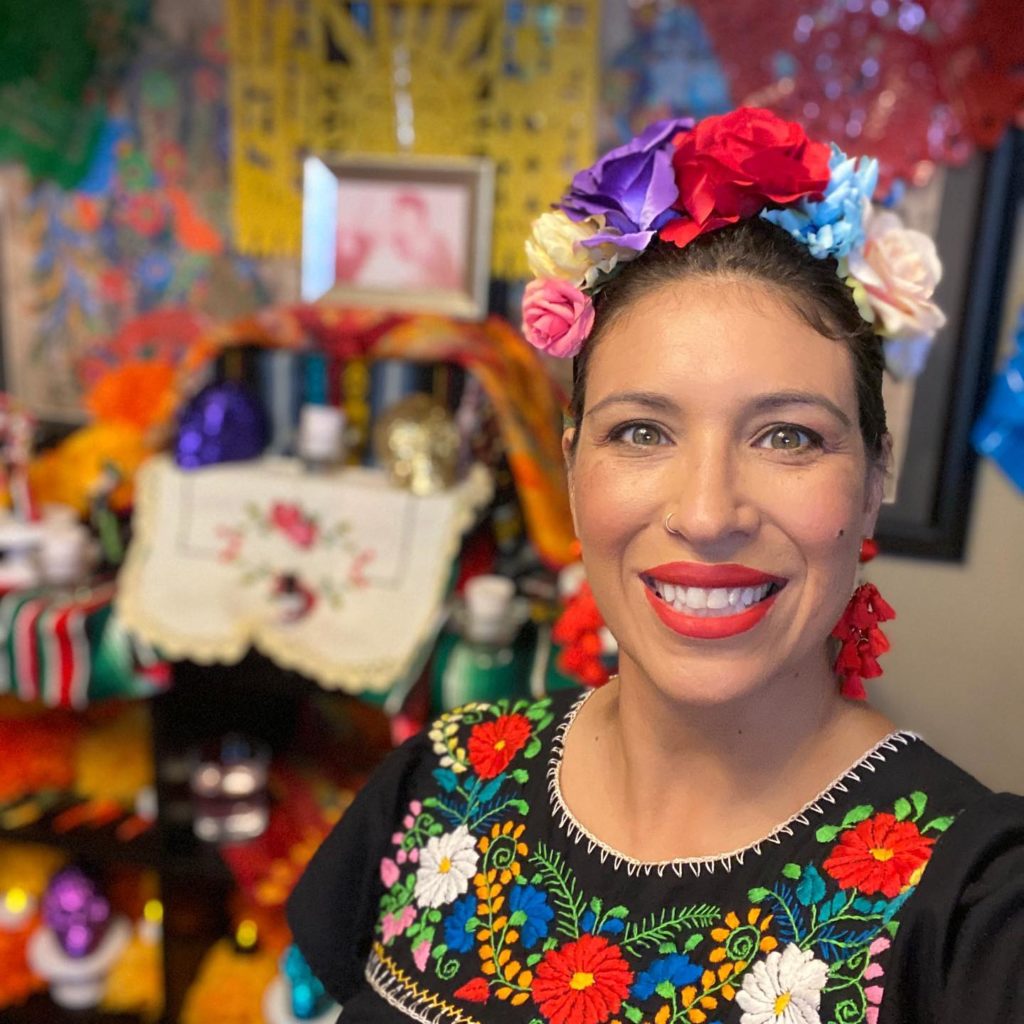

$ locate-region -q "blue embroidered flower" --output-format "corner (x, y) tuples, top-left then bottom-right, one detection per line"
(442, 894), (476, 954)
(580, 909), (626, 936)
(631, 953), (703, 1000)
(762, 144), (878, 259)
(508, 884), (554, 949)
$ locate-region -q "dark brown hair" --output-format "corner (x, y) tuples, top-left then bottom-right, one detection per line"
(567, 218), (888, 463)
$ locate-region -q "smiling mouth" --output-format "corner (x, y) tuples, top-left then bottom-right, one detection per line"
(641, 576), (785, 618)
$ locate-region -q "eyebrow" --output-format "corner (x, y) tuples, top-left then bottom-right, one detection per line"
(586, 389), (853, 428)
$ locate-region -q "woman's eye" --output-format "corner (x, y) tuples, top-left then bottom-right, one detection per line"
(758, 425), (822, 451)
(621, 423), (664, 446)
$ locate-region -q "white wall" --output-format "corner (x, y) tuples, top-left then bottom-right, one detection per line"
(868, 206), (1024, 795)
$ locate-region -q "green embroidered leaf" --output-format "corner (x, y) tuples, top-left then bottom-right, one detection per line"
(432, 943), (447, 959)
(910, 791), (928, 819)
(748, 887), (772, 903)
(531, 843), (585, 940)
(507, 799), (530, 816)
(511, 769), (530, 784)
(543, 937), (559, 951)
(466, 917), (481, 930)
(782, 863), (803, 880)
(658, 942), (676, 954)
(624, 1005), (644, 1024)
(842, 805), (874, 827)
(923, 815), (956, 833)
(892, 797), (912, 821)
(589, 897), (604, 915)
(655, 980), (676, 999)
(526, 953), (543, 967)
(815, 825), (843, 843)
(426, 909), (442, 924)
(509, 911), (528, 928)
(524, 736), (543, 759)
(621, 904), (719, 955)
(605, 906), (629, 919)
(683, 933), (704, 953)
(884, 920), (899, 938)
(525, 699), (552, 721)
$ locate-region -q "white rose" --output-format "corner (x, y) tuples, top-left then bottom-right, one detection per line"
(525, 210), (629, 289)
(846, 208), (946, 341)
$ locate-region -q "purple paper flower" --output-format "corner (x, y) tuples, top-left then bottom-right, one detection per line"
(560, 117), (692, 251)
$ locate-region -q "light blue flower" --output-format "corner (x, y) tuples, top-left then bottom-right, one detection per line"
(631, 953), (703, 1000)
(762, 144), (878, 260)
(508, 884), (554, 949)
(443, 894), (477, 954)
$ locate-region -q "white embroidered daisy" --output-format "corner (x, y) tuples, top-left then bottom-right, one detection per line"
(736, 943), (830, 1024)
(413, 826), (479, 908)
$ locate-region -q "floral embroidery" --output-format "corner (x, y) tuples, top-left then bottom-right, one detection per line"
(415, 827), (480, 908)
(532, 935), (634, 1024)
(368, 701), (957, 1024)
(735, 943), (829, 1024)
(469, 714), (534, 779)
(822, 813), (933, 898)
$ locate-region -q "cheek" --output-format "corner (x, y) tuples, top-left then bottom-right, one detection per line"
(571, 455), (662, 552)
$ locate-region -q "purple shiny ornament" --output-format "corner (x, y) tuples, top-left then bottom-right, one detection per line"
(175, 380), (269, 469)
(560, 117), (693, 251)
(43, 867), (111, 959)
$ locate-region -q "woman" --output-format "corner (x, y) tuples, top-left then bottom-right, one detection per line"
(289, 108), (1024, 1023)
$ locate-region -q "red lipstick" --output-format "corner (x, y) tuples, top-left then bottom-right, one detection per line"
(640, 561), (786, 639)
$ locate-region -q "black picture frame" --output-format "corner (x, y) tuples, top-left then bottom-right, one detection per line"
(876, 128), (1023, 561)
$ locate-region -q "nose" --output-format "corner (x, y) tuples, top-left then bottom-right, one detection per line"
(664, 444), (759, 549)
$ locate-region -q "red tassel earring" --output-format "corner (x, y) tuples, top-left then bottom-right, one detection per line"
(831, 539), (895, 701)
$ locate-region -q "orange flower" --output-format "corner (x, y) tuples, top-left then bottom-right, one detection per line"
(823, 813), (934, 898)
(707, 907), (777, 995)
(85, 360), (178, 432)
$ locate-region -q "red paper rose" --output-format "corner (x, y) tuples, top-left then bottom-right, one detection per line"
(532, 935), (633, 1024)
(467, 713), (533, 779)
(823, 813), (934, 898)
(661, 107), (831, 248)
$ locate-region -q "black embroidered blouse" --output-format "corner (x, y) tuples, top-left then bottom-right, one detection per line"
(287, 690), (1024, 1023)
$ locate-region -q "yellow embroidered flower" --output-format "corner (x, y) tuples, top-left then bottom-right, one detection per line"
(679, 984), (719, 1023)
(427, 704), (485, 773)
(707, 907), (778, 992)
(477, 820), (529, 885)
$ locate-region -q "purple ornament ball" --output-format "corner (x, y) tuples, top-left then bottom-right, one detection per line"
(175, 380), (269, 469)
(42, 867), (111, 959)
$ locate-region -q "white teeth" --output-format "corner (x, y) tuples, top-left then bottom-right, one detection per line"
(650, 578), (776, 616)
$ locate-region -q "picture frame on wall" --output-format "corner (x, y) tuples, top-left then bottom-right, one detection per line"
(876, 128), (1023, 561)
(301, 154), (494, 320)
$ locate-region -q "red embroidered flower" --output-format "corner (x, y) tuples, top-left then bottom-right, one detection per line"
(823, 813), (934, 898)
(532, 935), (633, 1024)
(454, 977), (490, 1003)
(660, 107), (831, 248)
(269, 502), (318, 548)
(467, 714), (533, 780)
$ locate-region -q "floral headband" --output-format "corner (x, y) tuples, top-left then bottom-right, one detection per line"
(521, 107), (945, 380)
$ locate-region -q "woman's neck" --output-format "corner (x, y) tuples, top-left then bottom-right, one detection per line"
(559, 659), (895, 862)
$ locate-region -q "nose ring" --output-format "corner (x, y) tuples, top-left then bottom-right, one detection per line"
(664, 511), (682, 536)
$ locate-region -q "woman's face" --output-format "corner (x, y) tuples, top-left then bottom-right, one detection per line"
(566, 276), (885, 706)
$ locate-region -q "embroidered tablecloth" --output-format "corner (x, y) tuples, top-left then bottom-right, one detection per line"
(117, 455), (493, 694)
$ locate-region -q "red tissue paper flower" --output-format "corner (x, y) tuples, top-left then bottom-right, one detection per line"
(823, 813), (934, 899)
(531, 934), (633, 1024)
(467, 713), (533, 779)
(661, 107), (831, 249)
(552, 581), (610, 688)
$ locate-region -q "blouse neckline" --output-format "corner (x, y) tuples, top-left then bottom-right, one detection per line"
(546, 686), (920, 878)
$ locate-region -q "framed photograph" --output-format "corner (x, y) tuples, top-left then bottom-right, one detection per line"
(301, 154), (494, 320)
(876, 128), (1023, 561)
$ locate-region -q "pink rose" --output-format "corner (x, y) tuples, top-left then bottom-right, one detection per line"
(521, 278), (595, 358)
(846, 209), (946, 341)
